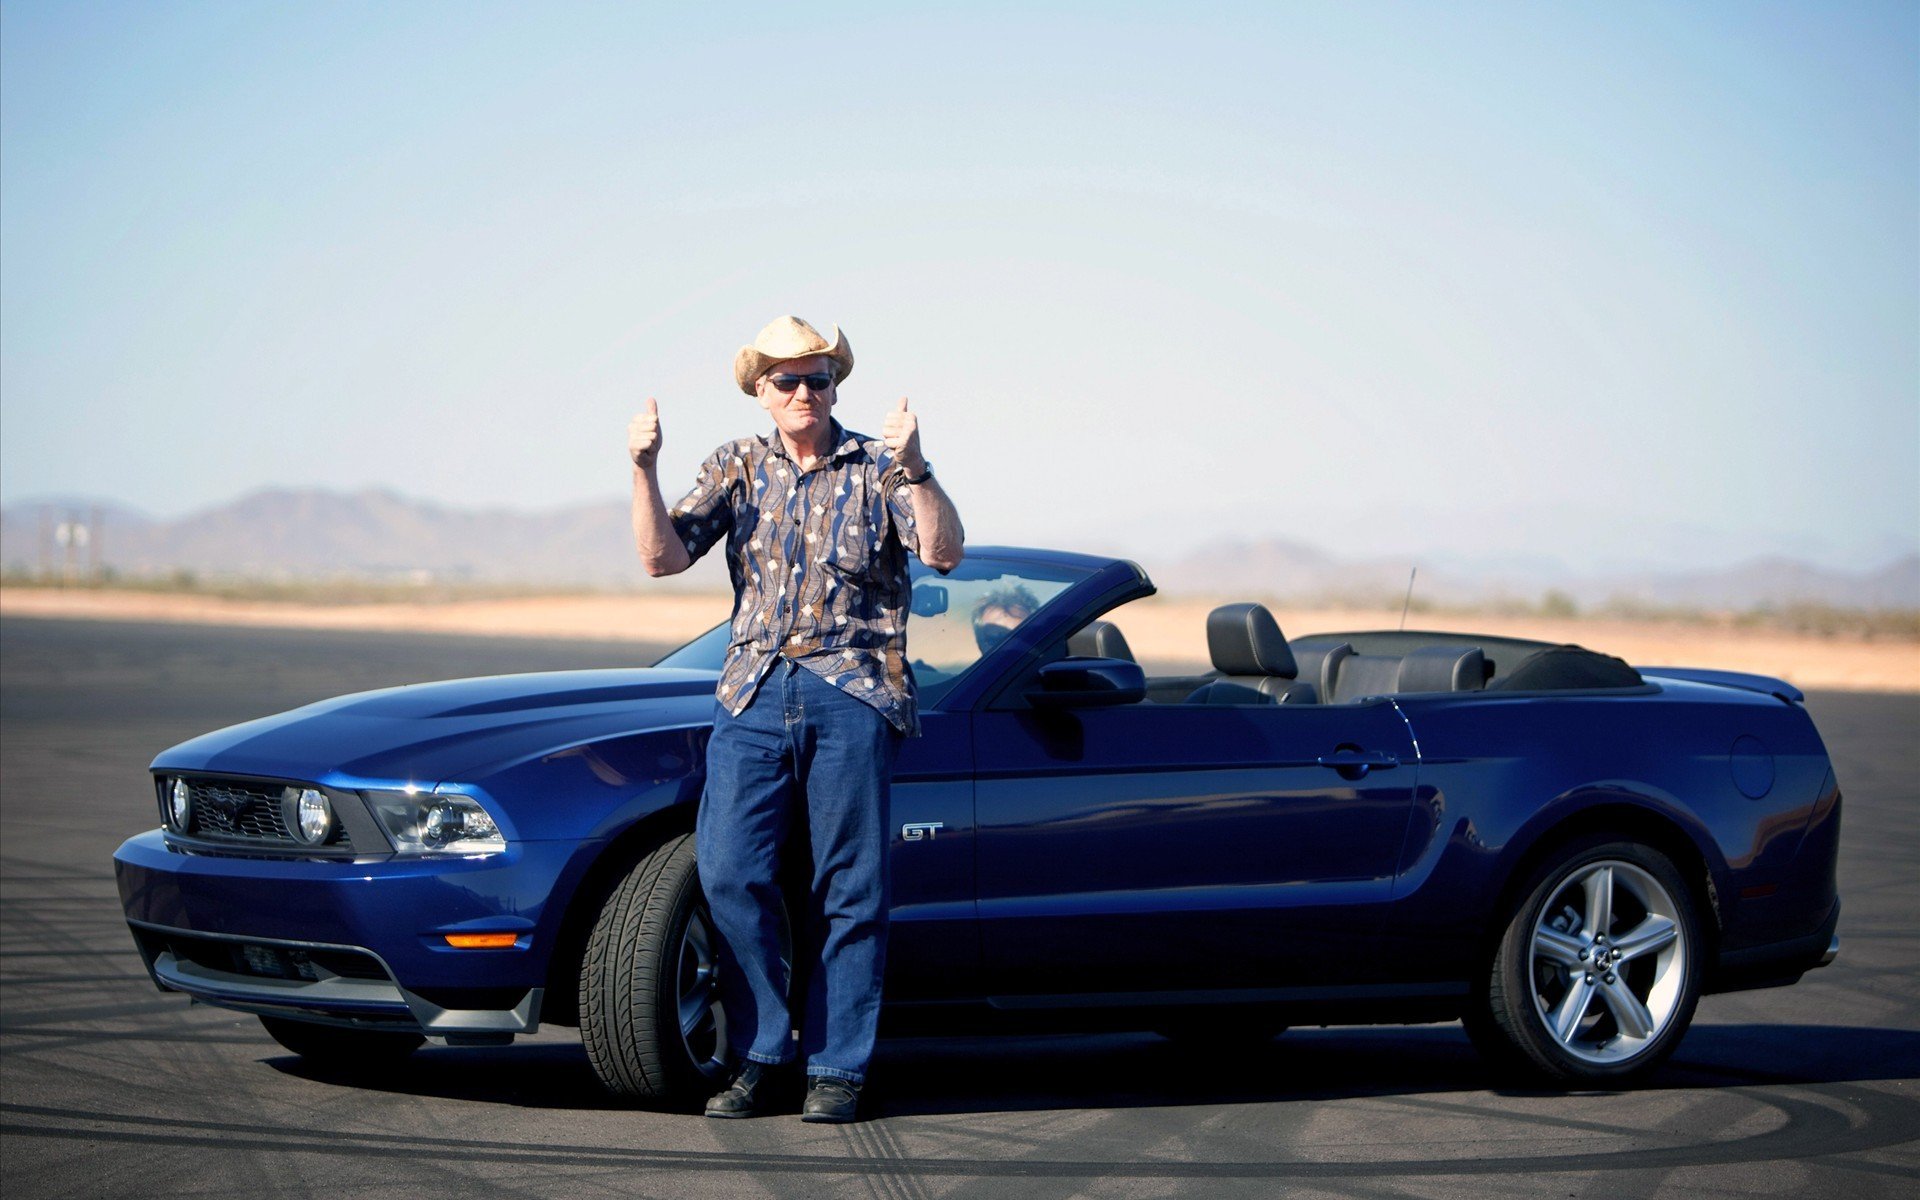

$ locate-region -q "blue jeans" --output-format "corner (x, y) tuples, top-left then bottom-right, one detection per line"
(696, 656), (903, 1083)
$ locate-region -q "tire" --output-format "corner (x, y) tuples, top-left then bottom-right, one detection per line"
(578, 833), (733, 1103)
(258, 1015), (424, 1064)
(1477, 836), (1703, 1085)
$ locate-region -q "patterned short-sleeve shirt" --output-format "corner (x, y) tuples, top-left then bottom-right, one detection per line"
(669, 419), (924, 736)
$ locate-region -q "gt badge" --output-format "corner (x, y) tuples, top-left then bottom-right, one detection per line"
(901, 821), (944, 842)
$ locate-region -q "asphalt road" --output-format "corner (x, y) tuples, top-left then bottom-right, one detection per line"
(2, 616), (1916, 1199)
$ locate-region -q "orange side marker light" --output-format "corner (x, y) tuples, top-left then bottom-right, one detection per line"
(444, 933), (518, 949)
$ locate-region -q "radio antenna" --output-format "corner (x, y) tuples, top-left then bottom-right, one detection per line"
(1399, 567), (1418, 631)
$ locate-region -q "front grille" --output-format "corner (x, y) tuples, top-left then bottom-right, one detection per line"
(140, 928), (390, 983)
(162, 776), (355, 852)
(192, 780), (291, 839)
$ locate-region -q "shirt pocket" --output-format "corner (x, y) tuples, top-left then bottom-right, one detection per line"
(824, 507), (875, 581)
(822, 477), (881, 582)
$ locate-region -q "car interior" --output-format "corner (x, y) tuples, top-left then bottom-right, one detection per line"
(1061, 601), (1644, 705)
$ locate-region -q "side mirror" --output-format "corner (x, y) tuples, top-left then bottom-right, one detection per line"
(911, 584), (949, 618)
(1025, 657), (1146, 708)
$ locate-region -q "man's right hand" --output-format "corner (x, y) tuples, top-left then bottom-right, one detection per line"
(628, 398), (661, 470)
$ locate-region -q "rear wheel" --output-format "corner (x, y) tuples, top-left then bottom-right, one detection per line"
(1478, 837), (1702, 1084)
(578, 833), (732, 1102)
(258, 1016), (424, 1064)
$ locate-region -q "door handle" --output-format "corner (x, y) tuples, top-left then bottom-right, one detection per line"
(1316, 747), (1400, 780)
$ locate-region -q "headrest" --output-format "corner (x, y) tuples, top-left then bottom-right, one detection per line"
(1291, 643), (1342, 697)
(1067, 620), (1135, 662)
(1317, 642), (1355, 700)
(1397, 646), (1487, 693)
(1206, 602), (1298, 678)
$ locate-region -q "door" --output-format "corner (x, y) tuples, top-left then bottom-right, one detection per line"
(881, 710), (977, 1000)
(972, 699), (1417, 998)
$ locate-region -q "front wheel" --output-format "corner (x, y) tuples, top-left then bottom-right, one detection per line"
(578, 833), (731, 1103)
(258, 1016), (424, 1064)
(1478, 837), (1703, 1084)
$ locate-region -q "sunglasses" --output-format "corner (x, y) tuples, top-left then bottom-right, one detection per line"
(767, 372), (835, 393)
(974, 624), (1016, 651)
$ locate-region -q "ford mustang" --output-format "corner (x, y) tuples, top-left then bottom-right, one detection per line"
(113, 547), (1842, 1099)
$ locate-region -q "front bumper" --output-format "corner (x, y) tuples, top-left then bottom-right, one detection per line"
(128, 921), (542, 1038)
(114, 829), (587, 1036)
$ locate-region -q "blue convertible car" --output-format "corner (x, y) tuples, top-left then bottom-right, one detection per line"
(114, 547), (1841, 1098)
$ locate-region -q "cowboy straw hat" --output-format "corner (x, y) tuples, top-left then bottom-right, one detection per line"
(733, 315), (854, 395)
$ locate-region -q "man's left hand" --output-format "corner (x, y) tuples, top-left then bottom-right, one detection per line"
(882, 396), (926, 478)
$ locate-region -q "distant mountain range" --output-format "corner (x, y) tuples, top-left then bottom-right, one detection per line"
(1, 488), (715, 588)
(3, 488), (1915, 610)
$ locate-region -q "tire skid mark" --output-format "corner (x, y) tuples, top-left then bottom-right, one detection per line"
(923, 1106), (1132, 1200)
(0, 860), (118, 881)
(0, 891), (122, 913)
(840, 1121), (898, 1200)
(842, 1115), (930, 1200)
(0, 948), (146, 959)
(0, 972), (151, 986)
(1819, 1157), (1920, 1181)
(868, 1116), (936, 1200)
(36, 1080), (1882, 1180)
(1374, 1093), (1744, 1142)
(0, 894), (109, 953)
(0, 925), (136, 940)
(1, 1027), (266, 1054)
(0, 902), (129, 945)
(2, 998), (191, 1027)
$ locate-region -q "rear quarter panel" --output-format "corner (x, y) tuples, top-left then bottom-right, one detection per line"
(1382, 680), (1835, 982)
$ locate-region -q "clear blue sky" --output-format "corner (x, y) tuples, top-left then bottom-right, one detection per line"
(3, 0), (1915, 571)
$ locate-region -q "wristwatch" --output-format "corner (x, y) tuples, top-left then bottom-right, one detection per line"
(903, 461), (934, 486)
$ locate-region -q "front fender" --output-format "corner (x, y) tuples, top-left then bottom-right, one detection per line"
(455, 722), (712, 844)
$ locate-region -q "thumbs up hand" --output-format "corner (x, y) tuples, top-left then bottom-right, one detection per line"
(628, 397), (662, 470)
(882, 396), (925, 477)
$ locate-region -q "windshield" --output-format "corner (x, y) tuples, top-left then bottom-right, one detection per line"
(652, 555), (1095, 705)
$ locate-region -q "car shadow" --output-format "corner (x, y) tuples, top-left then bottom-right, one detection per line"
(262, 1022), (1920, 1114)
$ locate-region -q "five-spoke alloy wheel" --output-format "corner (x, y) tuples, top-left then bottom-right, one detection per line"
(1476, 837), (1704, 1084)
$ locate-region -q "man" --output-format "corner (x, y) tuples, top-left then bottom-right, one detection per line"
(627, 315), (963, 1123)
(969, 584), (1039, 655)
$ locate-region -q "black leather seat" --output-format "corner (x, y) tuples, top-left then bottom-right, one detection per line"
(1321, 643), (1488, 702)
(1396, 645), (1487, 693)
(1320, 644), (1399, 703)
(1185, 602), (1316, 704)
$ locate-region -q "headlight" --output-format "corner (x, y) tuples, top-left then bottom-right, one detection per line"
(168, 778), (192, 831)
(285, 787), (334, 845)
(364, 790), (507, 856)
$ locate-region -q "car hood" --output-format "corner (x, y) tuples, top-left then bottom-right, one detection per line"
(150, 668), (721, 788)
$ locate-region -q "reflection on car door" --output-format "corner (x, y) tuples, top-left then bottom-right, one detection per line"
(971, 700), (1418, 999)
(881, 710), (978, 1000)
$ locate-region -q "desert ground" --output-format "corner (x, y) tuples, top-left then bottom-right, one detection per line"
(3, 586), (1914, 693)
